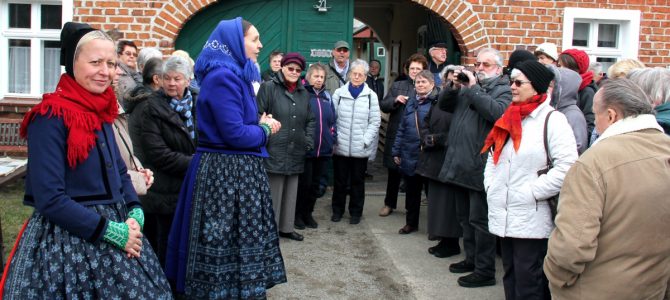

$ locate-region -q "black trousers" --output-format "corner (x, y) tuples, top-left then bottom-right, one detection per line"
(296, 157), (329, 218)
(144, 212), (173, 268)
(404, 174), (426, 228)
(384, 167), (402, 209)
(501, 237), (551, 300)
(331, 155), (368, 217)
(452, 184), (496, 277)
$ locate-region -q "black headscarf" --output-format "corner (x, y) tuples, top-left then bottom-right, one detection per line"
(60, 22), (95, 78)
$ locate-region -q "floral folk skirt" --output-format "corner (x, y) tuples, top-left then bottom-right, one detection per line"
(2, 202), (173, 299)
(166, 152), (287, 299)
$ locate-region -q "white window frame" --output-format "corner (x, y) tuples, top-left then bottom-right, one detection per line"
(562, 7), (640, 64)
(0, 0), (72, 99)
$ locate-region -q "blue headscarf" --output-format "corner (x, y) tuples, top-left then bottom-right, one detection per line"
(194, 17), (261, 83)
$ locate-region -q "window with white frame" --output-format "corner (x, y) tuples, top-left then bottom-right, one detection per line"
(562, 8), (641, 72)
(1, 0), (73, 98)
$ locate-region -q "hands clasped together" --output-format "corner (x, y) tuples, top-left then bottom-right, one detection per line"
(260, 112), (282, 135)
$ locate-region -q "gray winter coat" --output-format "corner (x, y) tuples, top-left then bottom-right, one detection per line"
(550, 68), (588, 154)
(332, 82), (381, 158)
(380, 79), (415, 169)
(437, 76), (512, 191)
(257, 73), (315, 175)
(325, 59), (349, 96)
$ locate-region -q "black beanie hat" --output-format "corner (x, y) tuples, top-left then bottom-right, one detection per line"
(515, 60), (555, 94)
(60, 22), (96, 78)
(507, 49), (536, 71)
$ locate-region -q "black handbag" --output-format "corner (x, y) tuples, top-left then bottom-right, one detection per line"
(536, 110), (559, 220)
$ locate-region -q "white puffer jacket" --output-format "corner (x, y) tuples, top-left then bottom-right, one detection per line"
(332, 83), (381, 158)
(484, 101), (578, 239)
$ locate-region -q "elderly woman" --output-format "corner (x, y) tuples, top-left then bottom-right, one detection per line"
(127, 57), (163, 157)
(627, 67), (670, 134)
(257, 52), (315, 241)
(2, 22), (170, 298)
(138, 55), (197, 266)
(295, 63), (337, 230)
(331, 59), (381, 224)
(483, 60), (578, 300)
(392, 70), (436, 234)
(262, 50), (284, 81)
(379, 53), (428, 217)
(165, 18), (286, 298)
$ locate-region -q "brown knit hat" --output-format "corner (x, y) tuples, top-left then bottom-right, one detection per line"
(515, 60), (555, 94)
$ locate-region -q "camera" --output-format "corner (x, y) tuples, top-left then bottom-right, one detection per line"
(456, 72), (470, 83)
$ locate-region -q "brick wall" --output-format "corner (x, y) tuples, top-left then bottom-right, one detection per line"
(73, 0), (670, 66)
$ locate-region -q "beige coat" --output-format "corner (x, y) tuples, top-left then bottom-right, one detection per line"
(544, 116), (670, 300)
(112, 115), (147, 195)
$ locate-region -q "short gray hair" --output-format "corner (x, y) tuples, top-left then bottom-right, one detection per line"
(163, 55), (192, 79)
(349, 59), (369, 75)
(138, 47), (162, 69)
(307, 63), (327, 79)
(477, 48), (503, 67)
(627, 67), (670, 106)
(415, 70), (435, 84)
(597, 78), (654, 118)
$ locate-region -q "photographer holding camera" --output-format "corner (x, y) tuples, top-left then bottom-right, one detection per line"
(437, 48), (512, 288)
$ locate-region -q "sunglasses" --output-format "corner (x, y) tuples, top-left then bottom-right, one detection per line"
(335, 48), (349, 53)
(286, 66), (302, 73)
(122, 51), (138, 57)
(511, 79), (532, 87)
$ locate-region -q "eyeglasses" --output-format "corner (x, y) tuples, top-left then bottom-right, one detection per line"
(474, 61), (493, 68)
(122, 51), (138, 57)
(511, 79), (532, 87)
(335, 48), (349, 53)
(286, 66), (302, 73)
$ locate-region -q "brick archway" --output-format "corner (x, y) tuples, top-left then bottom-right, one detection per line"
(151, 0), (491, 62)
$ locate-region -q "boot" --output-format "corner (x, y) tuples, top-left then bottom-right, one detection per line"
(304, 214), (318, 229)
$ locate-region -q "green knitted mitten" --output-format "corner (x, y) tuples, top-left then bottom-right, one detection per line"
(103, 221), (129, 250)
(128, 207), (145, 231)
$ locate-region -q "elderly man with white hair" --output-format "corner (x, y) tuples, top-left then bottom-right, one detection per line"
(544, 78), (670, 300)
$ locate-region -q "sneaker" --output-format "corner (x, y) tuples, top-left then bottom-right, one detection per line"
(331, 214), (342, 222)
(379, 206), (393, 217)
(457, 273), (496, 288)
(294, 217), (306, 230)
(349, 216), (361, 225)
(449, 260), (475, 273)
(304, 215), (318, 229)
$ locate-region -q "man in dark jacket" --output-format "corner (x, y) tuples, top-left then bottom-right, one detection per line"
(428, 42), (448, 86)
(366, 59), (384, 99)
(438, 48), (512, 288)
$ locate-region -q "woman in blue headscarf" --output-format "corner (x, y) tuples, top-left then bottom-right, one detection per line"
(165, 17), (287, 299)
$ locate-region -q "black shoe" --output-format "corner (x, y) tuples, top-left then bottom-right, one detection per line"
(449, 260), (475, 273)
(304, 215), (318, 228)
(294, 217), (306, 230)
(316, 185), (327, 198)
(433, 246), (461, 258)
(278, 231), (304, 241)
(349, 216), (361, 224)
(457, 273), (496, 288)
(331, 214), (342, 222)
(428, 240), (447, 254)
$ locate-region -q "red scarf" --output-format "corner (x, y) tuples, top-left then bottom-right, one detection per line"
(20, 74), (118, 169)
(285, 80), (297, 93)
(481, 93), (548, 164)
(578, 70), (594, 91)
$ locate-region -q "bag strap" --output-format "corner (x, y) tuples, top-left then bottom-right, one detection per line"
(543, 110), (556, 168)
(329, 65), (346, 85)
(113, 122), (140, 171)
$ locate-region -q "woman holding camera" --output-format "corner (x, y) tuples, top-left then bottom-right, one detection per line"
(483, 60), (577, 299)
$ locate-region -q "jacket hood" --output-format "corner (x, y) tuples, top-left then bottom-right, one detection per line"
(551, 67), (581, 109)
(124, 84), (155, 113)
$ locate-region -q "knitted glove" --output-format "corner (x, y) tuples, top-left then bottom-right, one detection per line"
(128, 207), (145, 231)
(103, 221), (129, 250)
(259, 123), (271, 137)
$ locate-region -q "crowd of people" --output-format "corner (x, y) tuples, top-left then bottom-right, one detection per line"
(1, 17), (669, 300)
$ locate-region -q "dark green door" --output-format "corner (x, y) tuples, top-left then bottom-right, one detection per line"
(175, 0), (354, 73)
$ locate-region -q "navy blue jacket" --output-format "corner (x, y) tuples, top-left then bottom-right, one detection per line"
(196, 67), (269, 156)
(305, 85), (337, 158)
(392, 92), (434, 176)
(23, 114), (140, 243)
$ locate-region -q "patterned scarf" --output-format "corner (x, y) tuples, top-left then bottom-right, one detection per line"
(481, 93), (548, 164)
(170, 90), (195, 140)
(20, 74), (118, 168)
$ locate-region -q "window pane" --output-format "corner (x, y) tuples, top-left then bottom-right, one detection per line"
(9, 40), (31, 93)
(596, 57), (617, 75)
(9, 3), (31, 29)
(598, 24), (619, 48)
(41, 5), (63, 29)
(572, 22), (589, 47)
(43, 41), (62, 93)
